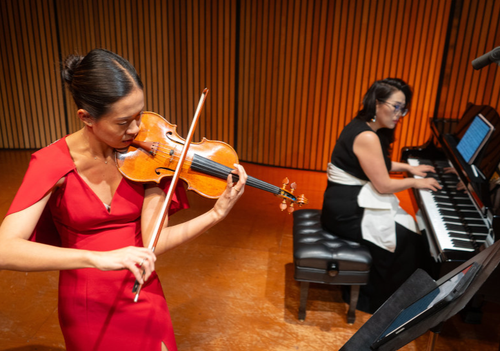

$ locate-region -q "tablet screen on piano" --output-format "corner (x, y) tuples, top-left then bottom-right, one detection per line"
(456, 113), (494, 164)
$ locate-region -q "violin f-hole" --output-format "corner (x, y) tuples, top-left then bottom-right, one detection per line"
(166, 131), (185, 146)
(155, 167), (176, 176)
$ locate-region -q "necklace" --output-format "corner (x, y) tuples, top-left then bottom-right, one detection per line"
(81, 128), (111, 165)
(94, 156), (109, 164)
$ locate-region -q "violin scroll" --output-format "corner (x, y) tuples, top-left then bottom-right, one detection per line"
(279, 177), (308, 213)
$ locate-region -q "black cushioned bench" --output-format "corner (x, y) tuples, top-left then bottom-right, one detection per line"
(293, 209), (372, 324)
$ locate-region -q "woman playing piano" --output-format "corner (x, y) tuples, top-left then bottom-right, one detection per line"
(0, 48), (247, 350)
(321, 78), (441, 314)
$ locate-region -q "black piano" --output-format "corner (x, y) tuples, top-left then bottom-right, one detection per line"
(402, 103), (500, 314)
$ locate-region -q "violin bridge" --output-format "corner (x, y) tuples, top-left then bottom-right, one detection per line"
(150, 142), (159, 156)
(131, 140), (159, 156)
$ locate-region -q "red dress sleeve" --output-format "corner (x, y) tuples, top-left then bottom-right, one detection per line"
(6, 138), (75, 246)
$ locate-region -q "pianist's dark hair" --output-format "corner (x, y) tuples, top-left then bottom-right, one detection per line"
(357, 78), (413, 151)
(61, 48), (143, 120)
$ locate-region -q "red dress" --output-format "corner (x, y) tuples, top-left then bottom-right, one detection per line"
(7, 138), (189, 351)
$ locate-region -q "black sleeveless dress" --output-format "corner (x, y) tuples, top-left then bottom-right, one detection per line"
(321, 117), (426, 314)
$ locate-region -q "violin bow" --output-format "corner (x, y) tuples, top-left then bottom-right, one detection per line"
(133, 88), (209, 302)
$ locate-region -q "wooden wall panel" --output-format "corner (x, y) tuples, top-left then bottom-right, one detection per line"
(0, 0), (238, 149)
(0, 0), (499, 173)
(437, 0), (500, 120)
(237, 0), (452, 169)
(0, 0), (64, 149)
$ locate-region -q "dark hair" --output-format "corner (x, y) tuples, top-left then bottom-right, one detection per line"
(357, 78), (412, 122)
(61, 48), (143, 119)
(357, 78), (412, 147)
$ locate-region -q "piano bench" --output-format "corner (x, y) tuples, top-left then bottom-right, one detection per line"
(293, 209), (372, 324)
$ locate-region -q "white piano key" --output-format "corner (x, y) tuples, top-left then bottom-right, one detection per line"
(408, 158), (476, 252)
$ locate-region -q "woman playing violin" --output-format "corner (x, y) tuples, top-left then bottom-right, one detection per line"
(0, 48), (247, 351)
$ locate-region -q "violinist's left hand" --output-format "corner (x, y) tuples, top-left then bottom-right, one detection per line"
(212, 163), (247, 220)
(409, 164), (436, 177)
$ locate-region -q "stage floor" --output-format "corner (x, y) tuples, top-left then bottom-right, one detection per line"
(0, 149), (499, 350)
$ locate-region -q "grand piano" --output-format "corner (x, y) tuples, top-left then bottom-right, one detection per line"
(402, 103), (500, 313)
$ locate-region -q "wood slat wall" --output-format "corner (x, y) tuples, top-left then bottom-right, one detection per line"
(0, 0), (499, 172)
(437, 0), (500, 120)
(237, 0), (453, 169)
(0, 0), (64, 149)
(56, 0), (238, 144)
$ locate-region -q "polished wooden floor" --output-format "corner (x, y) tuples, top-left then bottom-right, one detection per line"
(1, 149), (499, 350)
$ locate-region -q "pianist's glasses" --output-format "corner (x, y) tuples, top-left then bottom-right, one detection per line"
(378, 100), (408, 117)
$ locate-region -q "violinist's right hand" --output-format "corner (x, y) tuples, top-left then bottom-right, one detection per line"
(415, 177), (442, 192)
(90, 246), (156, 284)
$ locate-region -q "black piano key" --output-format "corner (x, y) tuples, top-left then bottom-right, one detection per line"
(438, 209), (458, 217)
(434, 201), (454, 206)
(459, 209), (482, 216)
(441, 216), (462, 223)
(445, 223), (467, 232)
(451, 193), (469, 198)
(466, 219), (487, 226)
(457, 205), (477, 211)
(454, 196), (473, 201)
(454, 198), (475, 205)
(448, 232), (486, 243)
(434, 199), (454, 206)
(471, 232), (488, 238)
(460, 208), (481, 215)
(434, 189), (450, 196)
(448, 232), (470, 240)
(434, 160), (450, 167)
(433, 194), (452, 198)
(442, 216), (462, 224)
(459, 207), (480, 213)
(451, 239), (475, 249)
(468, 226), (489, 234)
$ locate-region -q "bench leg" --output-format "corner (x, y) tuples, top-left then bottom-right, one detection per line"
(298, 281), (310, 321)
(347, 285), (360, 324)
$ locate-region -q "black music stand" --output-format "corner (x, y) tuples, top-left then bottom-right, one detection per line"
(341, 240), (500, 351)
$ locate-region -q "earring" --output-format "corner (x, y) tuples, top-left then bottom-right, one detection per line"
(371, 114), (376, 122)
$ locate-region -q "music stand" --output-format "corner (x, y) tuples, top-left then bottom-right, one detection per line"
(341, 240), (500, 351)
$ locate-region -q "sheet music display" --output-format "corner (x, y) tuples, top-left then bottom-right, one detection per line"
(456, 113), (494, 164)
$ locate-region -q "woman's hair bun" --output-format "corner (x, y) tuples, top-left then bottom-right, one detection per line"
(61, 55), (84, 84)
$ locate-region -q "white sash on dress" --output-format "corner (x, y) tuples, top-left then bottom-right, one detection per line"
(326, 163), (419, 253)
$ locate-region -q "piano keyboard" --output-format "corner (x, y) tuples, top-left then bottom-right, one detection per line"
(408, 158), (489, 255)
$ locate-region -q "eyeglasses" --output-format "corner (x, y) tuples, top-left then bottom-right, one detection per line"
(378, 100), (408, 117)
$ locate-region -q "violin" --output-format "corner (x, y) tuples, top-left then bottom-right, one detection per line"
(117, 90), (307, 302)
(115, 111), (308, 212)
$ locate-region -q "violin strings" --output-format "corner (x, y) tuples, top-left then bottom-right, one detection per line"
(191, 154), (288, 196)
(134, 143), (296, 201)
(135, 143), (181, 167)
